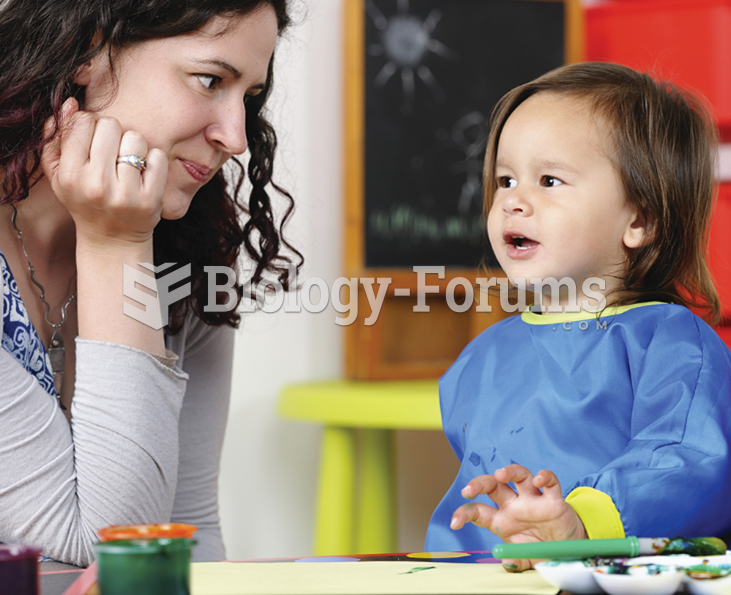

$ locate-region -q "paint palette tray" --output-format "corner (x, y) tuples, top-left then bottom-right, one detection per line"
(535, 554), (731, 595)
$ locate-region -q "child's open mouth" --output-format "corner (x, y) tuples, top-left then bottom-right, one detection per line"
(504, 233), (539, 257)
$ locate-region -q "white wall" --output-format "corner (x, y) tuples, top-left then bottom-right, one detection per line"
(218, 0), (462, 560)
(219, 0), (344, 560)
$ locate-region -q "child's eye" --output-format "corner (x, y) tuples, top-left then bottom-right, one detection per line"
(540, 175), (563, 187)
(196, 74), (222, 90)
(498, 176), (517, 189)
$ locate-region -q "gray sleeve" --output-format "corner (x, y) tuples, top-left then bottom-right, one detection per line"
(167, 317), (234, 562)
(0, 337), (188, 567)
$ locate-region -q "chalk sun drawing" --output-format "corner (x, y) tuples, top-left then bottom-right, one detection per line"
(367, 0), (457, 113)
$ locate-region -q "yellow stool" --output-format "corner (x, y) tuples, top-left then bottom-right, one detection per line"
(278, 380), (441, 556)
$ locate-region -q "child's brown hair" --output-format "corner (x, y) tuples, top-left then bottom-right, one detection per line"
(483, 62), (720, 323)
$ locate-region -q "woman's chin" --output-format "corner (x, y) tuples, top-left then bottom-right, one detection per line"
(160, 192), (195, 220)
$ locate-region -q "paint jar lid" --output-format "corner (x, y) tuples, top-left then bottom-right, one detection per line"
(0, 545), (42, 562)
(97, 523), (197, 542)
(94, 537), (195, 555)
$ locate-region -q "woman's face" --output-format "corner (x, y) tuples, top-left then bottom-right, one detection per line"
(81, 6), (279, 219)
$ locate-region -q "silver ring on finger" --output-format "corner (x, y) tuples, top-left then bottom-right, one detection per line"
(117, 154), (147, 172)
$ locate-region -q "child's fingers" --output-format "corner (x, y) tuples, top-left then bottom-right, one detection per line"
(500, 558), (534, 573)
(496, 465), (542, 498)
(450, 502), (498, 531)
(461, 475), (498, 499)
(461, 475), (517, 507)
(533, 469), (563, 498)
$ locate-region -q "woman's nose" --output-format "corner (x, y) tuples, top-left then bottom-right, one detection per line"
(206, 100), (248, 155)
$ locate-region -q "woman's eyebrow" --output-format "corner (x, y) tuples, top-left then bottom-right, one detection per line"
(192, 58), (242, 79)
(191, 58), (267, 90)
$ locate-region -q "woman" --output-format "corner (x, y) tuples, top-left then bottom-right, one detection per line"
(0, 0), (301, 566)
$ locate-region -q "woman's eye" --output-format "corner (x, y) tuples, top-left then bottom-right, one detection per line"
(498, 176), (517, 189)
(196, 74), (222, 90)
(541, 175), (563, 187)
(244, 90), (263, 104)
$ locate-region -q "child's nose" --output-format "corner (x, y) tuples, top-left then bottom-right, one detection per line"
(502, 187), (533, 216)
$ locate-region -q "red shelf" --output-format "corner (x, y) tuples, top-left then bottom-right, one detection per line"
(709, 184), (731, 321)
(585, 0), (731, 134)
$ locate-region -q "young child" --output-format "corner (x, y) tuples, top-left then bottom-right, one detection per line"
(424, 62), (731, 570)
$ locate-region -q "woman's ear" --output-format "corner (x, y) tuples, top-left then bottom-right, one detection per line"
(73, 61), (94, 86)
(623, 209), (653, 249)
(72, 32), (104, 86)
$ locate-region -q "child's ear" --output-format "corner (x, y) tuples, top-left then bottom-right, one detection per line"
(623, 210), (653, 249)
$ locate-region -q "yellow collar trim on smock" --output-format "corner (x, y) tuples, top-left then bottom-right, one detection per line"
(521, 301), (667, 326)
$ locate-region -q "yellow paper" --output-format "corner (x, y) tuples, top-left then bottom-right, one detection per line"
(190, 561), (559, 595)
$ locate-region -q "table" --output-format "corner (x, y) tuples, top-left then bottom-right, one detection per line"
(39, 560), (90, 595)
(42, 553), (725, 595)
(41, 553), (562, 595)
(277, 380), (441, 555)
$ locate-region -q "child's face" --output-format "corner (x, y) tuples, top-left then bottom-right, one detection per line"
(487, 92), (641, 309)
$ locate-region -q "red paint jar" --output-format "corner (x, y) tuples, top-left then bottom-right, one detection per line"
(0, 544), (41, 595)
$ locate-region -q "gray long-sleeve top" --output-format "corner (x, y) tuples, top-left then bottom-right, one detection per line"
(1, 270), (233, 567)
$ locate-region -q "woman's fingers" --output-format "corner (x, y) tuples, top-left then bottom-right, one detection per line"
(41, 98), (82, 182)
(39, 99), (170, 244)
(115, 129), (149, 191)
(88, 116), (125, 186)
(143, 148), (169, 203)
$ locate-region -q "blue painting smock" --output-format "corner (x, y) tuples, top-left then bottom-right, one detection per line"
(425, 302), (731, 551)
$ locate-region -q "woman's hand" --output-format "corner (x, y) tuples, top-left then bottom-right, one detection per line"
(40, 97), (169, 250)
(450, 464), (586, 572)
(39, 97), (168, 354)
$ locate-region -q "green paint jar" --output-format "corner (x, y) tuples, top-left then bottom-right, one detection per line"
(93, 537), (195, 595)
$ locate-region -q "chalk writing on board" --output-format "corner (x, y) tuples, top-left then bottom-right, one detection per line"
(369, 204), (484, 244)
(364, 0), (565, 268)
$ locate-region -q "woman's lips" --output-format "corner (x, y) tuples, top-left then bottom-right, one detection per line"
(179, 159), (212, 184)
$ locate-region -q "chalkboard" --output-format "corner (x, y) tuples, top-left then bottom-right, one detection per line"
(362, 0), (567, 268)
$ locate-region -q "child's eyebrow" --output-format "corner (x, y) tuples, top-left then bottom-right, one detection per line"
(533, 158), (580, 174)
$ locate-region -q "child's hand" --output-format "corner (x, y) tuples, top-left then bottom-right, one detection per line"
(450, 464), (586, 572)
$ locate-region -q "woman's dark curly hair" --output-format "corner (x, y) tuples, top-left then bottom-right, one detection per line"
(0, 0), (303, 333)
